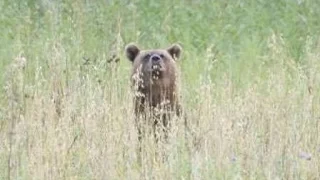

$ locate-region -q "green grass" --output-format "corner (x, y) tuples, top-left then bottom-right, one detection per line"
(1, 0), (320, 179)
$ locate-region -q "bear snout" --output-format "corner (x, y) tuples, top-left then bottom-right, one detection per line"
(145, 55), (165, 72)
(150, 54), (161, 62)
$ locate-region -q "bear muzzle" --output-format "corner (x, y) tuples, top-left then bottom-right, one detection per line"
(147, 54), (166, 72)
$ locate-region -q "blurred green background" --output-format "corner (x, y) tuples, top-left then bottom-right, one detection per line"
(1, 0), (319, 88)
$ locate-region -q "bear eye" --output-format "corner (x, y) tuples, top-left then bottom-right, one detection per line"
(159, 54), (165, 58)
(145, 53), (151, 59)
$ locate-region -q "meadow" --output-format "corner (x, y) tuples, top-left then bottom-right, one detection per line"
(1, 0), (320, 179)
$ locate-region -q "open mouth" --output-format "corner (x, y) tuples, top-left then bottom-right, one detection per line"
(151, 64), (165, 71)
(150, 64), (165, 79)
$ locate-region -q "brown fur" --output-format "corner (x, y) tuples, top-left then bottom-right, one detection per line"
(125, 43), (182, 144)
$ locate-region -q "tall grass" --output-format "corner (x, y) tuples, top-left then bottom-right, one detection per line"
(1, 0), (320, 179)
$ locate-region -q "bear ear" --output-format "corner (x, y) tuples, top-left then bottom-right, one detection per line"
(125, 43), (140, 62)
(167, 43), (182, 60)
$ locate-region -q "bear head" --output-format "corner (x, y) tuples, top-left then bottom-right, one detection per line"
(125, 43), (182, 82)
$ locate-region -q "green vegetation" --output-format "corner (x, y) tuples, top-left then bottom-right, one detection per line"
(1, 0), (320, 179)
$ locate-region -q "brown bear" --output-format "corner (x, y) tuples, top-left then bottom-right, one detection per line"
(125, 43), (182, 146)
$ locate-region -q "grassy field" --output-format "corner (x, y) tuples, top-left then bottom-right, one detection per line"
(1, 0), (320, 179)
